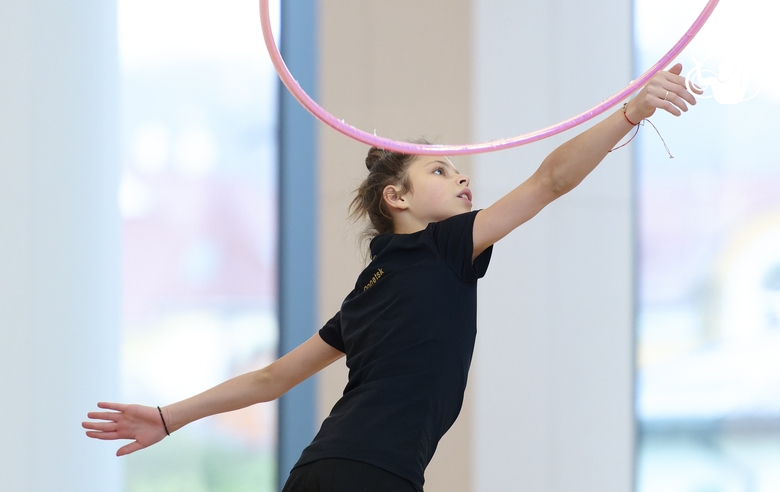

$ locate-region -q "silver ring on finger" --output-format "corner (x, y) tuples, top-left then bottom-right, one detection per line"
(663, 90), (670, 101)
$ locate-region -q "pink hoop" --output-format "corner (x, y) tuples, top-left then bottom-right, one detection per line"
(260, 0), (720, 156)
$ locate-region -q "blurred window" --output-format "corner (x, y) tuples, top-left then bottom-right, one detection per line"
(635, 2), (780, 492)
(118, 1), (280, 490)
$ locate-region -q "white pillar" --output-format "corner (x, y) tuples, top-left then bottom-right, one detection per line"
(471, 1), (635, 491)
(0, 1), (121, 490)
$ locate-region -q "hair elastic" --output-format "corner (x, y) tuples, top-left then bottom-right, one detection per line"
(157, 406), (170, 436)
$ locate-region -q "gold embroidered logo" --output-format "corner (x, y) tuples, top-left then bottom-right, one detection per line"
(363, 268), (384, 291)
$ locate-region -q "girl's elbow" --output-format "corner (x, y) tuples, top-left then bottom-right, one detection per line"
(540, 170), (571, 198)
(254, 366), (286, 402)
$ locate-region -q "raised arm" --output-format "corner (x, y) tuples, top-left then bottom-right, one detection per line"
(472, 63), (701, 259)
(84, 333), (344, 456)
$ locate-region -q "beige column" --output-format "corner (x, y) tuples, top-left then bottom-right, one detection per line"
(317, 1), (474, 490)
(316, 1), (635, 492)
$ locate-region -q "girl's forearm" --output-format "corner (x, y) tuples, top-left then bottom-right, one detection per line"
(158, 334), (344, 433)
(539, 108), (633, 196)
(540, 64), (700, 197)
(162, 367), (280, 433)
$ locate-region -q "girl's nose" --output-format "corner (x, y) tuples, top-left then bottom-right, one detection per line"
(458, 175), (470, 186)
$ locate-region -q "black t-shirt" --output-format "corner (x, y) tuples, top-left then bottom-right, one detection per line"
(294, 210), (493, 489)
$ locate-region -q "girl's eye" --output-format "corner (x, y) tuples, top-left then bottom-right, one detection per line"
(434, 168), (444, 175)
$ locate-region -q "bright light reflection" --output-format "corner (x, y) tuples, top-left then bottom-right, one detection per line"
(636, 1), (780, 492)
(118, 0), (281, 70)
(636, 0), (780, 103)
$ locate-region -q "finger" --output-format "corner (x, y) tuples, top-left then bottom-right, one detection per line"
(669, 86), (697, 106)
(674, 74), (704, 95)
(651, 89), (681, 116)
(82, 421), (117, 432)
(664, 99), (683, 116)
(87, 411), (120, 421)
(675, 88), (697, 106)
(85, 430), (119, 440)
(666, 74), (703, 99)
(657, 81), (697, 107)
(689, 81), (704, 94)
(660, 88), (692, 111)
(667, 63), (683, 76)
(97, 402), (128, 412)
(667, 70), (704, 97)
(671, 98), (688, 114)
(117, 441), (145, 457)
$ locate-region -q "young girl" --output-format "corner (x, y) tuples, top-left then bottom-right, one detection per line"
(84, 64), (701, 492)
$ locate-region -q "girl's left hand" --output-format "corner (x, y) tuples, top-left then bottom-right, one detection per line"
(626, 63), (703, 122)
(83, 402), (168, 456)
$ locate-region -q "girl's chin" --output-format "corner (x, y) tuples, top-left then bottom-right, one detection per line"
(443, 208), (472, 219)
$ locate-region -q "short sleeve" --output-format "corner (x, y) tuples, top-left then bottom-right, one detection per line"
(430, 210), (493, 282)
(318, 311), (345, 353)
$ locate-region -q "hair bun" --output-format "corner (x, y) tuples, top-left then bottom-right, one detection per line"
(365, 147), (384, 172)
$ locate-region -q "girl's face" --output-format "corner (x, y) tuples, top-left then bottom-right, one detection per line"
(401, 156), (473, 225)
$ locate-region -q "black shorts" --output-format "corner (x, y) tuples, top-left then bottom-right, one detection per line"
(282, 458), (421, 492)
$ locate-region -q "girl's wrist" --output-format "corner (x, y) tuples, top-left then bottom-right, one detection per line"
(160, 404), (181, 434)
(623, 101), (643, 126)
(157, 405), (171, 436)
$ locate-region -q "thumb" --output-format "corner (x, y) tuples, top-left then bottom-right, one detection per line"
(117, 441), (145, 457)
(668, 63), (683, 75)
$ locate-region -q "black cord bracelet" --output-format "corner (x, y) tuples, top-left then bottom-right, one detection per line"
(157, 406), (170, 436)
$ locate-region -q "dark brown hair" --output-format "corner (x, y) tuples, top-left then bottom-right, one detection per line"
(349, 145), (423, 238)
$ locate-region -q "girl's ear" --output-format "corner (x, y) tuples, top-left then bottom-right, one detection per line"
(382, 185), (408, 211)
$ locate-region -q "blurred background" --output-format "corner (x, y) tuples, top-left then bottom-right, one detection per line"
(635, 1), (780, 491)
(118, 1), (279, 491)
(1, 0), (778, 491)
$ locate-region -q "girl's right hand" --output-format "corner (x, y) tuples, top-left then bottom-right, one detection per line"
(83, 402), (169, 456)
(625, 63), (703, 123)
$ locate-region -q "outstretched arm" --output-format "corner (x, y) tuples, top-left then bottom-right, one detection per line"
(83, 333), (344, 456)
(472, 63), (702, 258)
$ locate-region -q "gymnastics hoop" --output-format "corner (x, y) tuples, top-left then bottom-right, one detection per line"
(260, 0), (720, 156)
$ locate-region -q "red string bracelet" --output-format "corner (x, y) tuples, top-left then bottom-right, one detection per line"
(610, 103), (674, 158)
(621, 102), (639, 126)
(611, 124), (641, 153)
